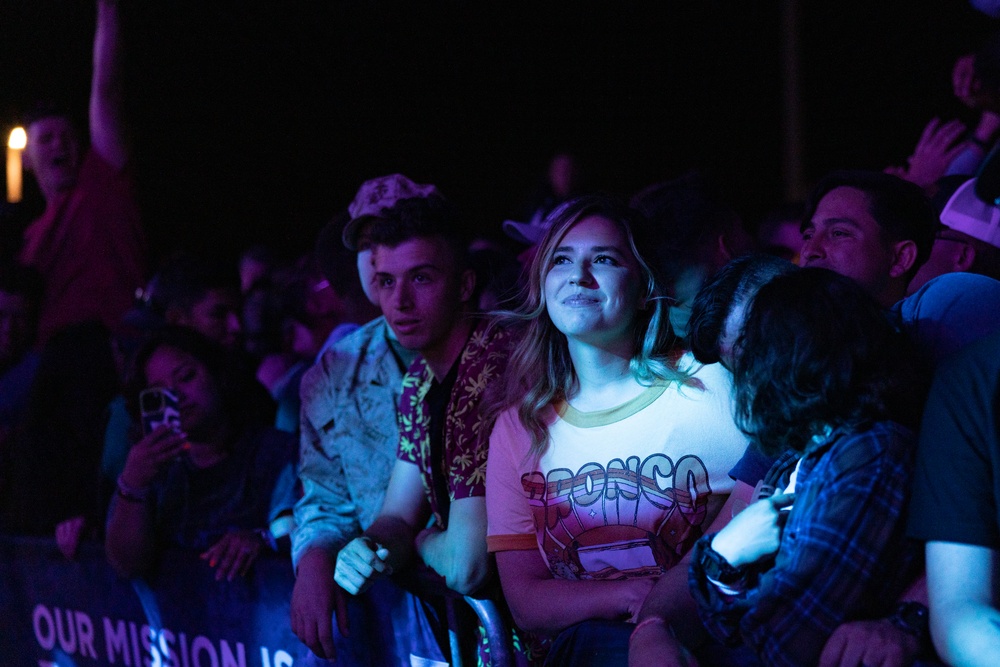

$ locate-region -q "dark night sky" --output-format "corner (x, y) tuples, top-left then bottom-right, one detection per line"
(1, 1), (995, 265)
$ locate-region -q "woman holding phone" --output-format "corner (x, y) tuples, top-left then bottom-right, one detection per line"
(484, 195), (748, 665)
(105, 326), (296, 581)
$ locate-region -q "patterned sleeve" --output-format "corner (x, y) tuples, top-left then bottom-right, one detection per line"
(446, 324), (512, 501)
(397, 359), (432, 466)
(691, 426), (916, 667)
(290, 370), (362, 570)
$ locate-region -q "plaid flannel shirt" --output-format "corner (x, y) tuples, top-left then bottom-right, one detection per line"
(690, 421), (921, 667)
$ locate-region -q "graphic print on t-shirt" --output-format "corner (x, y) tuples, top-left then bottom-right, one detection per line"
(520, 452), (711, 579)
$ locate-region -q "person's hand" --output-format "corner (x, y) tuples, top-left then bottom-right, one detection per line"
(291, 550), (350, 660)
(334, 536), (392, 595)
(888, 118), (969, 189)
(55, 515), (87, 560)
(200, 529), (265, 581)
(629, 619), (701, 667)
(953, 54), (980, 108)
(120, 424), (189, 490)
(819, 618), (920, 667)
(710, 493), (795, 568)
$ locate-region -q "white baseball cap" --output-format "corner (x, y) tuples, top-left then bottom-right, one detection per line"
(939, 178), (1000, 248)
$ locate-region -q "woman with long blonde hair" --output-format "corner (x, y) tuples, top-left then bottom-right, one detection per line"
(485, 195), (748, 665)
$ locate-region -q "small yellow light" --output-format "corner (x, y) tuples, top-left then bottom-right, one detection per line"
(7, 126), (26, 202)
(8, 127), (26, 150)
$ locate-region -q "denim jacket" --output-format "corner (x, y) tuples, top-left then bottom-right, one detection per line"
(290, 317), (410, 568)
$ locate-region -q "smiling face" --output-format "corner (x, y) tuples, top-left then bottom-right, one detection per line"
(144, 345), (223, 438)
(24, 116), (81, 199)
(543, 215), (645, 349)
(799, 186), (900, 304)
(373, 236), (474, 357)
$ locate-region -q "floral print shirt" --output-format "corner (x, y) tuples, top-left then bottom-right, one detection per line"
(397, 319), (511, 528)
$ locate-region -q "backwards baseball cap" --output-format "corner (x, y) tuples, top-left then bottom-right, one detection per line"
(939, 178), (1000, 248)
(341, 174), (441, 250)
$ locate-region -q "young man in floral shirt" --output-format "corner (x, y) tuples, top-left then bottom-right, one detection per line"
(334, 194), (510, 601)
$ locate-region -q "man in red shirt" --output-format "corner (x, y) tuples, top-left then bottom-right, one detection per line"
(18, 0), (146, 343)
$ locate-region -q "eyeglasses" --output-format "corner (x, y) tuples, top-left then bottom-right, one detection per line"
(935, 233), (968, 245)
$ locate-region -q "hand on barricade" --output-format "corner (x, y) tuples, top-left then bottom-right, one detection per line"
(334, 536), (392, 595)
(55, 515), (87, 560)
(200, 529), (265, 581)
(291, 550), (351, 660)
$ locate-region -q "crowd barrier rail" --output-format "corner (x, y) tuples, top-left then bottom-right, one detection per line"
(1, 534), (306, 667)
(0, 534), (513, 667)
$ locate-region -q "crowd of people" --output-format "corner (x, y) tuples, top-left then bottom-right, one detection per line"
(5, 1), (1000, 666)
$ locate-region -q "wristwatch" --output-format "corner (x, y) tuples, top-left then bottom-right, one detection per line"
(699, 540), (747, 587)
(889, 601), (931, 653)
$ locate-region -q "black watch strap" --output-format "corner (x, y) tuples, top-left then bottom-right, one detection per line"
(889, 601), (931, 653)
(700, 540), (747, 587)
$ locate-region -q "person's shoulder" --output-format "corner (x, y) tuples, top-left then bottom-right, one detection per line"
(932, 330), (1000, 400)
(823, 421), (915, 475)
(493, 404), (523, 431)
(305, 317), (388, 382)
(331, 316), (389, 353)
(466, 317), (516, 357)
(894, 274), (1000, 361)
(487, 405), (535, 457)
(899, 273), (1000, 314)
(672, 352), (734, 396)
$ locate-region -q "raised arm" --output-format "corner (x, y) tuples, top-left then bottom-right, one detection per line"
(90, 0), (129, 169)
(926, 541), (1000, 667)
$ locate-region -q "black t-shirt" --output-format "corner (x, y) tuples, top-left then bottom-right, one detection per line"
(908, 331), (1000, 547)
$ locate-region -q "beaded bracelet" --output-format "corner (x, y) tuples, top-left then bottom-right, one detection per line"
(116, 476), (151, 503)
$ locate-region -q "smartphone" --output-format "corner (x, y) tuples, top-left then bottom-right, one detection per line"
(139, 387), (182, 435)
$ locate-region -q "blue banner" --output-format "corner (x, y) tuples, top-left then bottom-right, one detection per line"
(0, 535), (300, 667)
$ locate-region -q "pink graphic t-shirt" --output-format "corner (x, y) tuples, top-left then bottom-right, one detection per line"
(486, 358), (748, 580)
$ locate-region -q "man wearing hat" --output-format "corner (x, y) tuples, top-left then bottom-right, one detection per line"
(290, 175), (448, 664)
(890, 175), (1000, 365)
(798, 170), (1000, 364)
(908, 176), (1000, 293)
